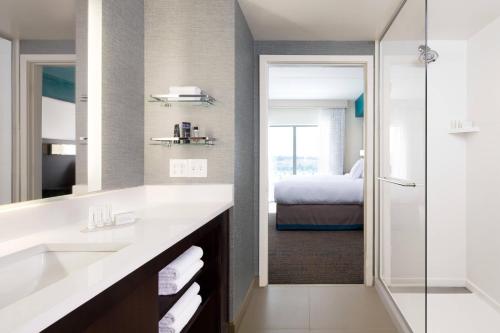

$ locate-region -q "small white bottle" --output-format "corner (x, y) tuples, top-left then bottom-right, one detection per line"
(95, 205), (104, 228)
(88, 207), (97, 230)
(103, 204), (113, 226)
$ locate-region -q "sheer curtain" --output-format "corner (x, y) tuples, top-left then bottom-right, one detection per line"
(319, 108), (346, 175)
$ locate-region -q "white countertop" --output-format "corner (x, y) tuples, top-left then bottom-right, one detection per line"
(0, 185), (233, 333)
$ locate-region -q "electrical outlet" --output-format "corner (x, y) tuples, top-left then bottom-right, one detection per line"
(169, 159), (189, 177)
(188, 159), (207, 177)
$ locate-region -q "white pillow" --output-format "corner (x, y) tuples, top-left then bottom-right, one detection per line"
(349, 159), (364, 179)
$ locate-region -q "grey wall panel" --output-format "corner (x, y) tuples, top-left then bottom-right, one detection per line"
(101, 0), (144, 189)
(75, 0), (88, 185)
(144, 0), (257, 321)
(233, 1), (255, 321)
(144, 0), (235, 185)
(19, 40), (76, 54)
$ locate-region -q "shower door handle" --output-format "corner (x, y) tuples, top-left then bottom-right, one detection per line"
(377, 177), (417, 187)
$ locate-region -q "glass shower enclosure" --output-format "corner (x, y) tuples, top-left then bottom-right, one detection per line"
(379, 0), (427, 332)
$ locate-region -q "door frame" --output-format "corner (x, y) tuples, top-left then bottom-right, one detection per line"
(259, 55), (375, 287)
(18, 54), (76, 201)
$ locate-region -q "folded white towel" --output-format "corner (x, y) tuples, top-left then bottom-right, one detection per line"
(161, 283), (200, 326)
(159, 246), (203, 281)
(168, 86), (201, 95)
(159, 294), (202, 333)
(167, 96), (200, 101)
(159, 260), (204, 295)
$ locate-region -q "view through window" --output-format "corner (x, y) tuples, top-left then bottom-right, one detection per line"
(268, 125), (320, 201)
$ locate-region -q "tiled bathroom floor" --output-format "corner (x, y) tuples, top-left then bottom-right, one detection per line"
(237, 284), (397, 333)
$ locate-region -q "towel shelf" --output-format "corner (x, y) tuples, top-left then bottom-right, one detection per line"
(149, 94), (216, 107)
(150, 137), (215, 147)
(158, 269), (203, 319)
(179, 292), (215, 333)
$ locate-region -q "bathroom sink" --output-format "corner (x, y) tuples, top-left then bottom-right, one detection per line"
(0, 242), (129, 309)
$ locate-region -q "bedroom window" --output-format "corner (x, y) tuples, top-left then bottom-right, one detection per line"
(269, 125), (320, 180)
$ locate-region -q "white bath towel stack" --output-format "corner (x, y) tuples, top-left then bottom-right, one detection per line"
(159, 283), (202, 333)
(169, 86), (202, 95)
(168, 86), (202, 101)
(159, 246), (204, 295)
(159, 292), (202, 333)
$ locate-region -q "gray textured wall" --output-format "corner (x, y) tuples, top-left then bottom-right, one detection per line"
(19, 40), (75, 54)
(233, 1), (255, 321)
(144, 0), (257, 320)
(75, 0), (88, 185)
(101, 0), (144, 189)
(252, 41), (375, 272)
(144, 0), (235, 185)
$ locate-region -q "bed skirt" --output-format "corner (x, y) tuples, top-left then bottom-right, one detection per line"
(276, 204), (363, 231)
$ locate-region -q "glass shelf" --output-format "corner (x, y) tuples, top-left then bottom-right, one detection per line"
(149, 94), (215, 107)
(448, 127), (480, 134)
(150, 137), (215, 147)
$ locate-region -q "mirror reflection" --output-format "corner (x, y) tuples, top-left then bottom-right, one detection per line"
(0, 0), (87, 205)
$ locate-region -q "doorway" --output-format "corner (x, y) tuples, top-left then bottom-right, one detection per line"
(18, 54), (77, 201)
(259, 55), (375, 287)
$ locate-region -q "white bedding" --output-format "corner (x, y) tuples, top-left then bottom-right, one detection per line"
(274, 175), (364, 205)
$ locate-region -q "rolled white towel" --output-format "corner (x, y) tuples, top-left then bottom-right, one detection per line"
(161, 283), (200, 326)
(159, 260), (204, 295)
(159, 246), (203, 281)
(159, 294), (202, 333)
(168, 86), (201, 95)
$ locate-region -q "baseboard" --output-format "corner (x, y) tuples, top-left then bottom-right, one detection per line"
(466, 280), (500, 313)
(229, 277), (258, 333)
(375, 279), (412, 333)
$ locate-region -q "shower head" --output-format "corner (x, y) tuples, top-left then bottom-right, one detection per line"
(418, 45), (439, 63)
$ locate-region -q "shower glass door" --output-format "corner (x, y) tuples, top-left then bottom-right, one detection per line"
(379, 0), (427, 332)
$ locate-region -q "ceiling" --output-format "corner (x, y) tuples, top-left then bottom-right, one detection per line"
(428, 0), (500, 39)
(0, 0), (76, 40)
(238, 0), (403, 41)
(239, 0), (500, 41)
(269, 66), (364, 100)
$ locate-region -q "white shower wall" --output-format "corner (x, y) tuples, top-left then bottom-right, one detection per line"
(427, 18), (500, 308)
(427, 40), (468, 286)
(466, 16), (500, 308)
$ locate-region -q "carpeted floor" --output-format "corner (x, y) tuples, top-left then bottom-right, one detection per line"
(268, 213), (364, 284)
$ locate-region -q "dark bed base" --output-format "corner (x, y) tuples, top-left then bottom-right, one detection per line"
(276, 204), (364, 231)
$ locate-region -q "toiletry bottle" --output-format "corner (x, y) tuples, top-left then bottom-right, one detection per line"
(193, 126), (199, 138)
(174, 124), (180, 137)
(182, 122), (191, 143)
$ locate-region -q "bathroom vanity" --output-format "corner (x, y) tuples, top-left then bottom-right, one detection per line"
(0, 185), (233, 333)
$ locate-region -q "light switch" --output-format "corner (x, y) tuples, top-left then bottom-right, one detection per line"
(169, 159), (189, 177)
(188, 159), (207, 177)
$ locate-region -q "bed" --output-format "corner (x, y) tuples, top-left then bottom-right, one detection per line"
(274, 174), (364, 231)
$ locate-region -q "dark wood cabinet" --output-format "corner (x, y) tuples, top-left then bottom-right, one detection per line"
(43, 210), (229, 333)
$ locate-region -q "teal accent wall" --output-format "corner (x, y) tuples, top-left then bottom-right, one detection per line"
(355, 93), (364, 118)
(42, 66), (75, 103)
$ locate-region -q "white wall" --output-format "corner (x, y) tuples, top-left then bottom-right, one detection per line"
(269, 108), (321, 126)
(466, 16), (500, 305)
(41, 97), (76, 141)
(0, 38), (12, 205)
(427, 40), (467, 286)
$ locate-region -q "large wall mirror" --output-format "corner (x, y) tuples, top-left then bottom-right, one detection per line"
(0, 0), (90, 205)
